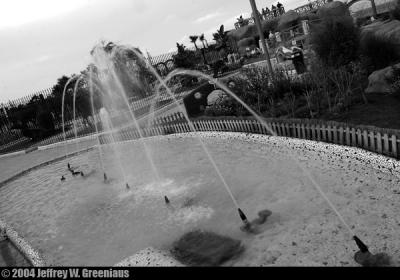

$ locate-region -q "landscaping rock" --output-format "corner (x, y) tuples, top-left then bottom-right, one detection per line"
(277, 10), (300, 31)
(171, 230), (244, 266)
(361, 20), (400, 57)
(365, 63), (400, 94)
(354, 251), (392, 267)
(227, 24), (258, 41)
(207, 90), (228, 106)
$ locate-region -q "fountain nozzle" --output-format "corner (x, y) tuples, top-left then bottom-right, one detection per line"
(353, 235), (369, 253)
(238, 208), (251, 228)
(164, 196), (170, 204)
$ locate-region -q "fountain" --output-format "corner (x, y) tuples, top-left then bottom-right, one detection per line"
(0, 41), (397, 266)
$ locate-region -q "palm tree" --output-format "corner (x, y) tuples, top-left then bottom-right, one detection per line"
(212, 25), (229, 51)
(199, 34), (207, 49)
(198, 34), (208, 65)
(189, 35), (199, 50)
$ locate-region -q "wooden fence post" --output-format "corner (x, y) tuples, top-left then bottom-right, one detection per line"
(391, 135), (398, 158)
(301, 123), (306, 139)
(311, 124), (316, 140)
(321, 124), (326, 141)
(376, 132), (382, 153)
(369, 131), (375, 151)
(383, 134), (389, 155)
(356, 129), (362, 147)
(271, 123), (276, 135)
(363, 130), (369, 150)
(351, 128), (356, 146)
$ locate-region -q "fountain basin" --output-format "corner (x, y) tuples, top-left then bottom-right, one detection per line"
(0, 132), (399, 266)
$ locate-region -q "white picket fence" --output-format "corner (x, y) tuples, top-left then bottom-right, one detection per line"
(98, 112), (400, 159)
(129, 90), (189, 111)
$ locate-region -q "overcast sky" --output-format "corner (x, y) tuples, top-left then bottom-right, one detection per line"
(0, 0), (366, 103)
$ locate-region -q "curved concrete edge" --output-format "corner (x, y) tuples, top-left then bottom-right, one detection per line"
(114, 247), (183, 267)
(0, 150), (26, 159)
(37, 133), (98, 151)
(0, 219), (46, 267)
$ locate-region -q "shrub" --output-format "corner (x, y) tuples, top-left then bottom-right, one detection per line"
(390, 0), (400, 20)
(216, 66), (311, 116)
(310, 15), (360, 68)
(262, 17), (279, 34)
(359, 31), (400, 73)
(304, 57), (369, 117)
(172, 43), (201, 69)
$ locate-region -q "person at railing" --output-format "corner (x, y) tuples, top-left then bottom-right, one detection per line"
(308, 0), (313, 10)
(277, 2), (285, 15)
(237, 15), (246, 27)
(261, 8), (266, 19)
(271, 5), (278, 17)
(265, 7), (271, 19)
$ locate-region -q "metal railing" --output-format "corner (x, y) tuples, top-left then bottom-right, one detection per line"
(234, 0), (327, 29)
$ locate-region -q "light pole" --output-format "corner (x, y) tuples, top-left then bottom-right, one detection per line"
(249, 0), (273, 73)
(370, 0), (378, 19)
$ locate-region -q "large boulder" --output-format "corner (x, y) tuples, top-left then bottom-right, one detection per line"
(316, 1), (351, 19)
(361, 20), (400, 56)
(237, 37), (256, 48)
(365, 63), (400, 94)
(227, 18), (279, 42)
(171, 230), (244, 266)
(277, 10), (300, 30)
(227, 24), (258, 41)
(207, 89), (228, 106)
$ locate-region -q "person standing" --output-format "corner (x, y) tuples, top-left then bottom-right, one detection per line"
(308, 0), (313, 10)
(290, 46), (307, 75)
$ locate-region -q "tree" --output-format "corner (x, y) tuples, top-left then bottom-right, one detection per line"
(189, 35), (199, 50)
(172, 43), (200, 69)
(49, 75), (74, 123)
(198, 34), (208, 65)
(90, 41), (155, 101)
(172, 43), (201, 87)
(390, 0), (400, 20)
(212, 25), (229, 51)
(310, 16), (359, 68)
